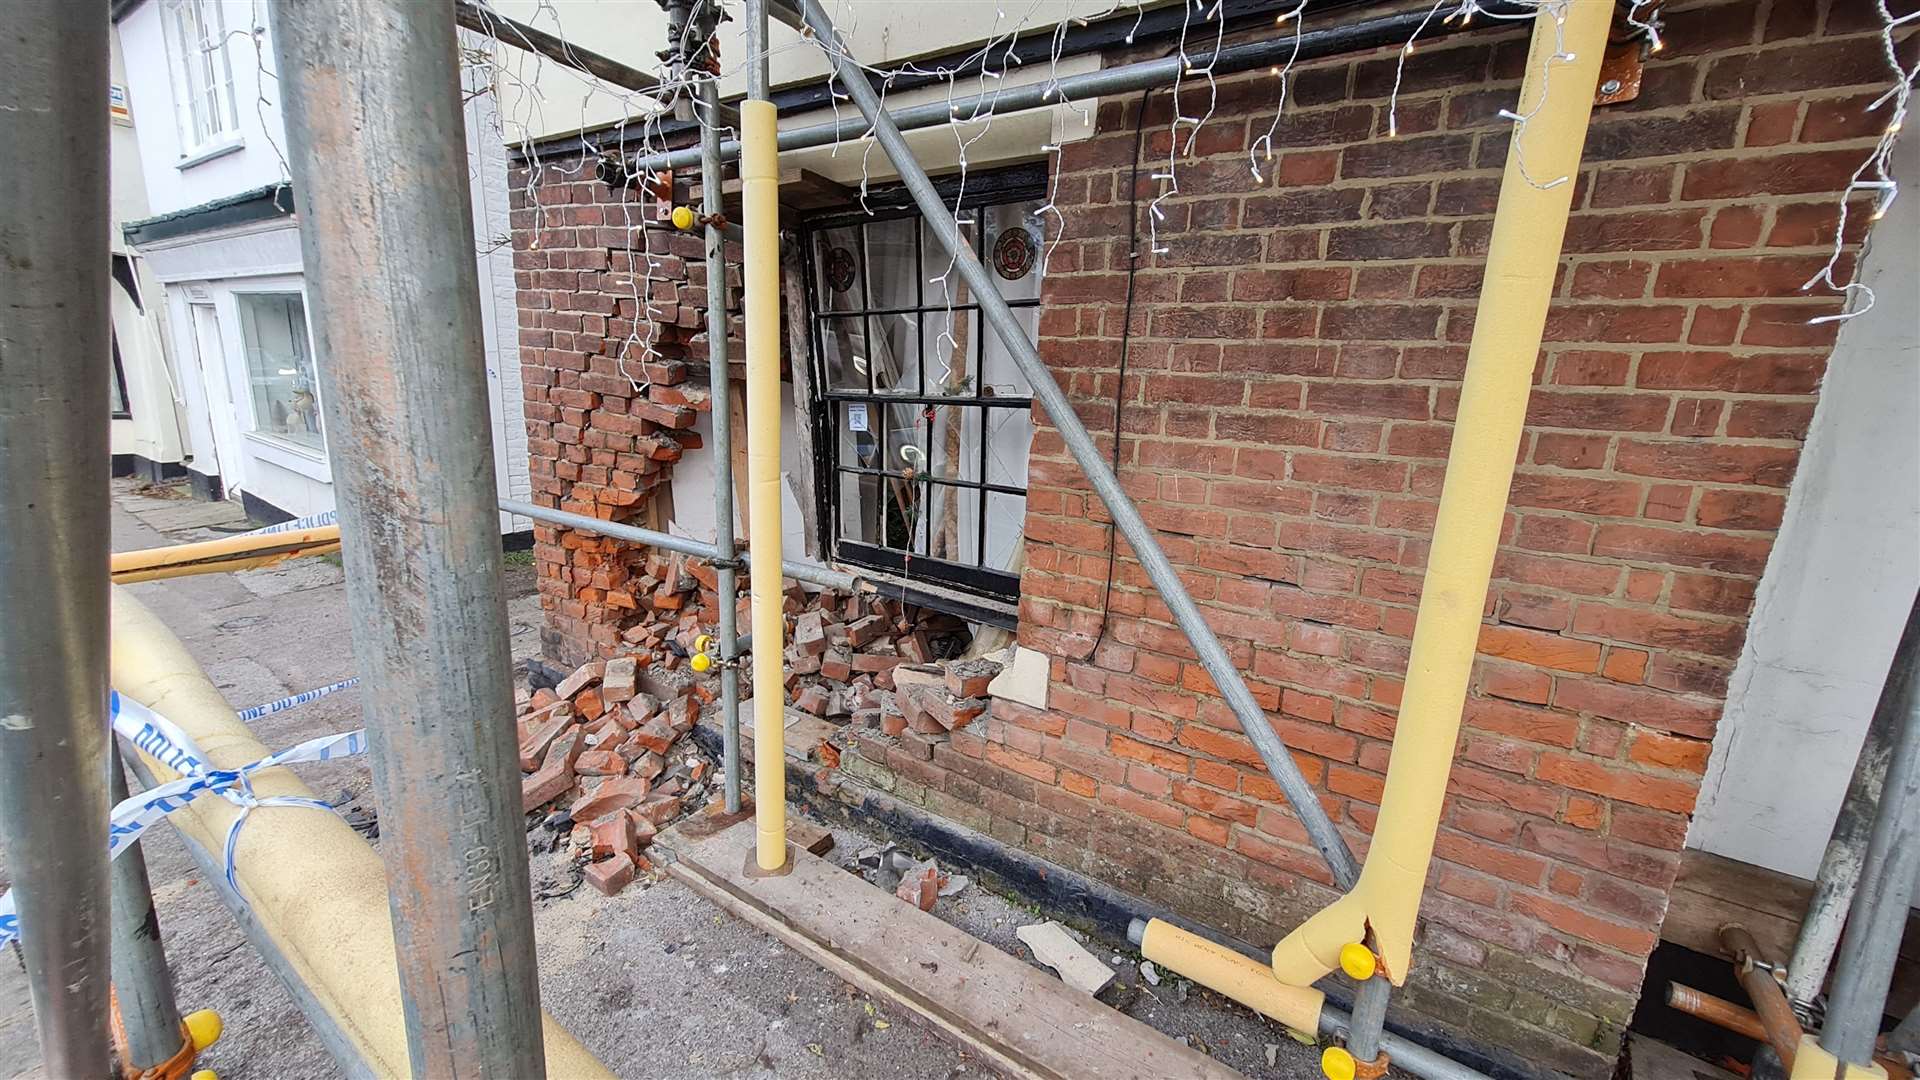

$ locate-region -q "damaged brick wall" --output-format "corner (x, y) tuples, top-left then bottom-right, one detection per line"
(831, 2), (1899, 1075)
(509, 159), (733, 666)
(510, 1), (1906, 1074)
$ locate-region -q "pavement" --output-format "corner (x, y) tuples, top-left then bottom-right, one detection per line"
(0, 479), (1362, 1079)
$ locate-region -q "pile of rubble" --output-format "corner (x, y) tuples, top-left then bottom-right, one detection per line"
(781, 593), (1002, 743)
(515, 653), (712, 897)
(520, 552), (1014, 898)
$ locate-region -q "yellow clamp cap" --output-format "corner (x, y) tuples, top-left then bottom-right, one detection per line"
(694, 633), (712, 653)
(1321, 1045), (1357, 1080)
(1339, 941), (1377, 982)
(190, 1072), (217, 1080)
(670, 205), (696, 230)
(185, 1008), (223, 1050)
(690, 652), (712, 673)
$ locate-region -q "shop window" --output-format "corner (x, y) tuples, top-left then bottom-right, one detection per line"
(237, 292), (324, 453)
(801, 166), (1045, 610)
(160, 0), (240, 155)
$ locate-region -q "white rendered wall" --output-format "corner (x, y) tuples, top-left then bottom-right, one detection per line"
(1689, 134), (1920, 880)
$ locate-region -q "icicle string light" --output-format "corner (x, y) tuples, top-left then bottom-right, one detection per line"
(1799, 1), (1916, 324)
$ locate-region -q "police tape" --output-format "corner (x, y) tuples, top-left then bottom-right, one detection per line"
(235, 678), (361, 723)
(244, 509), (338, 536)
(0, 694), (368, 948)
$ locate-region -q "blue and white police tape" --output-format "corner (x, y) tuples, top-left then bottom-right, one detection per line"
(235, 677), (361, 723)
(243, 509), (338, 536)
(0, 695), (368, 948)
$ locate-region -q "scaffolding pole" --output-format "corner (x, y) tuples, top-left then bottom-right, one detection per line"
(1816, 590), (1920, 1069)
(621, 3), (1527, 178)
(0, 2), (114, 1075)
(109, 743), (189, 1072)
(695, 1), (746, 814)
(790, 0), (1360, 892)
(272, 2), (547, 1075)
(1786, 593), (1920, 1010)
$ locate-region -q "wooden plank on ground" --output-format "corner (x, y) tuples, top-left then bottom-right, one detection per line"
(659, 817), (1244, 1080)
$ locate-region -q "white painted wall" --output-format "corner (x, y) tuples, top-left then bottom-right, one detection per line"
(486, 0), (1131, 140)
(1690, 133), (1920, 880)
(114, 4), (534, 528)
(110, 26), (190, 470)
(465, 33), (535, 535)
(116, 1), (290, 216)
(670, 389), (813, 566)
(477, 0), (1106, 181)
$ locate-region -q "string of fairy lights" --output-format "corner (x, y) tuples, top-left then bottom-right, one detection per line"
(231, 0), (1912, 399)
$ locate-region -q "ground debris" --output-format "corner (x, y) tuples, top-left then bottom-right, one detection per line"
(1015, 921), (1114, 995)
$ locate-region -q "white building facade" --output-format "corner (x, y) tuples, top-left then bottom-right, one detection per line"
(111, 0), (531, 527)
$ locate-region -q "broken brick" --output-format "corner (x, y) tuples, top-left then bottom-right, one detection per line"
(602, 655), (638, 703)
(895, 866), (940, 911)
(820, 649), (853, 683)
(632, 794), (683, 827)
(518, 712), (572, 772)
(571, 775), (650, 823)
(632, 716), (676, 755)
(574, 749), (625, 776)
(846, 614), (887, 648)
(521, 764), (572, 812)
(589, 813), (636, 859)
(793, 611), (828, 656)
(796, 684), (830, 716)
(554, 661), (604, 700)
(585, 852), (636, 896)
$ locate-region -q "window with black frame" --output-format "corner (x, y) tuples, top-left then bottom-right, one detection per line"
(802, 167), (1045, 610)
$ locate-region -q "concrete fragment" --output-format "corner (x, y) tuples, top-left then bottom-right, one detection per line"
(1015, 921), (1113, 995)
(987, 646), (1049, 709)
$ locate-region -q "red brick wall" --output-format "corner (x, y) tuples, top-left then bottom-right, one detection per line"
(512, 1), (1909, 1073)
(856, 1), (1899, 1074)
(509, 161), (735, 665)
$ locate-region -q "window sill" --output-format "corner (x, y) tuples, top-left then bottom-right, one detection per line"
(175, 137), (245, 170)
(242, 431), (330, 482)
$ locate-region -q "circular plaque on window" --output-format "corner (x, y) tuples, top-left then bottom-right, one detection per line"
(992, 226), (1036, 281)
(824, 245), (858, 294)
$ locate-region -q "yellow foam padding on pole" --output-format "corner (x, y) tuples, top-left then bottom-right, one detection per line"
(1269, 1), (1612, 990)
(110, 590), (612, 1079)
(110, 526), (343, 584)
(742, 97), (787, 872)
(1140, 919), (1323, 1036)
(1788, 1035), (1888, 1079)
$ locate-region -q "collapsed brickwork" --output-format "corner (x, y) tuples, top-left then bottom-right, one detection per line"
(509, 167), (734, 665)
(511, 1), (1905, 1074)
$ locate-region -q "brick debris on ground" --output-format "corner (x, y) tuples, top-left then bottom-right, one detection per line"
(520, 546), (1003, 895)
